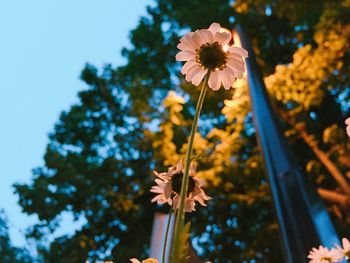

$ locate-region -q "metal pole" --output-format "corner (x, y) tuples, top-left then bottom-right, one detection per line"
(235, 25), (341, 262)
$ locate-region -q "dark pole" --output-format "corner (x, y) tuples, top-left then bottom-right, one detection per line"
(235, 26), (341, 262)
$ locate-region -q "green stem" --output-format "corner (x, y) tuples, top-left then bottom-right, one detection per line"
(162, 205), (173, 263)
(171, 72), (210, 261)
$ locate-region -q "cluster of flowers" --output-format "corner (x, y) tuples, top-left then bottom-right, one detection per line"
(130, 22), (248, 262)
(308, 238), (350, 263)
(128, 22), (350, 263)
(130, 23), (350, 263)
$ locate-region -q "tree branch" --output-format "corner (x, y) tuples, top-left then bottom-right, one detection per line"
(278, 109), (350, 196)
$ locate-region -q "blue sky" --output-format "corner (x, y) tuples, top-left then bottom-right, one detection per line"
(0, 0), (147, 248)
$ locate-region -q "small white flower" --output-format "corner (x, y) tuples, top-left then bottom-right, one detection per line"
(342, 237), (350, 259)
(345, 118), (350, 138)
(176, 22), (248, 91)
(308, 245), (343, 263)
(150, 160), (212, 212)
(129, 258), (158, 263)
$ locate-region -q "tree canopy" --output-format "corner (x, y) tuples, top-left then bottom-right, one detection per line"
(0, 210), (32, 262)
(14, 0), (350, 262)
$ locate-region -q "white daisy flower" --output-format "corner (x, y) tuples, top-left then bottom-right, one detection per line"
(342, 237), (350, 259)
(308, 245), (343, 263)
(345, 118), (350, 138)
(150, 160), (212, 212)
(176, 22), (248, 91)
(129, 258), (158, 263)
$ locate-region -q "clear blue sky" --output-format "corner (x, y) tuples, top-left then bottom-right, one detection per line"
(0, 0), (147, 248)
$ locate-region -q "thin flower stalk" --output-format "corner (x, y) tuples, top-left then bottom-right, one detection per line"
(162, 205), (173, 263)
(172, 72), (210, 262)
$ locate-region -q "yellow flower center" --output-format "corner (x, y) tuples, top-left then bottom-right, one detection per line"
(320, 257), (332, 262)
(196, 42), (228, 71)
(172, 172), (195, 196)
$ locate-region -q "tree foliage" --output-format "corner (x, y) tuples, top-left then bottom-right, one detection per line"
(0, 210), (32, 263)
(14, 0), (350, 262)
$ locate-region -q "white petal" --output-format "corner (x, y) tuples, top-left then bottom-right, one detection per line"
(194, 191), (212, 206)
(130, 259), (141, 263)
(176, 50), (196, 61)
(154, 178), (166, 187)
(228, 55), (245, 67)
(227, 60), (244, 72)
(185, 65), (201, 82)
(217, 71), (228, 90)
(192, 186), (202, 197)
(345, 118), (350, 125)
(151, 194), (166, 204)
(192, 32), (205, 48)
(220, 69), (232, 90)
(180, 33), (197, 50)
(194, 195), (206, 206)
(227, 60), (245, 76)
(225, 66), (236, 77)
(229, 46), (248, 58)
(228, 52), (244, 61)
(177, 42), (192, 51)
(202, 191), (212, 200)
(187, 67), (202, 83)
(214, 32), (231, 46)
(208, 22), (221, 35)
(198, 29), (214, 44)
(208, 71), (220, 90)
(194, 177), (205, 187)
(150, 186), (163, 194)
(185, 198), (196, 212)
(181, 60), (197, 75)
(191, 68), (208, 86)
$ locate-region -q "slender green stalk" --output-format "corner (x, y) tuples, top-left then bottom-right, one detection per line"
(162, 205), (173, 263)
(171, 72), (210, 261)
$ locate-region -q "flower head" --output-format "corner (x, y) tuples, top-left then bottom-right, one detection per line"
(308, 245), (343, 263)
(176, 22), (248, 91)
(345, 118), (350, 138)
(150, 160), (212, 212)
(130, 258), (158, 263)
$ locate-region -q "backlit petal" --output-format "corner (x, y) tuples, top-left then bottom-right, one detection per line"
(177, 42), (192, 51)
(185, 65), (200, 82)
(227, 60), (245, 76)
(229, 46), (249, 58)
(214, 32), (231, 46)
(191, 68), (208, 86)
(181, 60), (197, 75)
(208, 71), (220, 90)
(192, 32), (205, 48)
(198, 29), (214, 44)
(220, 69), (232, 90)
(208, 22), (221, 35)
(176, 50), (196, 61)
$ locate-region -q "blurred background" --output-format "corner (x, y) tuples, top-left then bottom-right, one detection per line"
(0, 0), (349, 262)
(0, 0), (147, 261)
